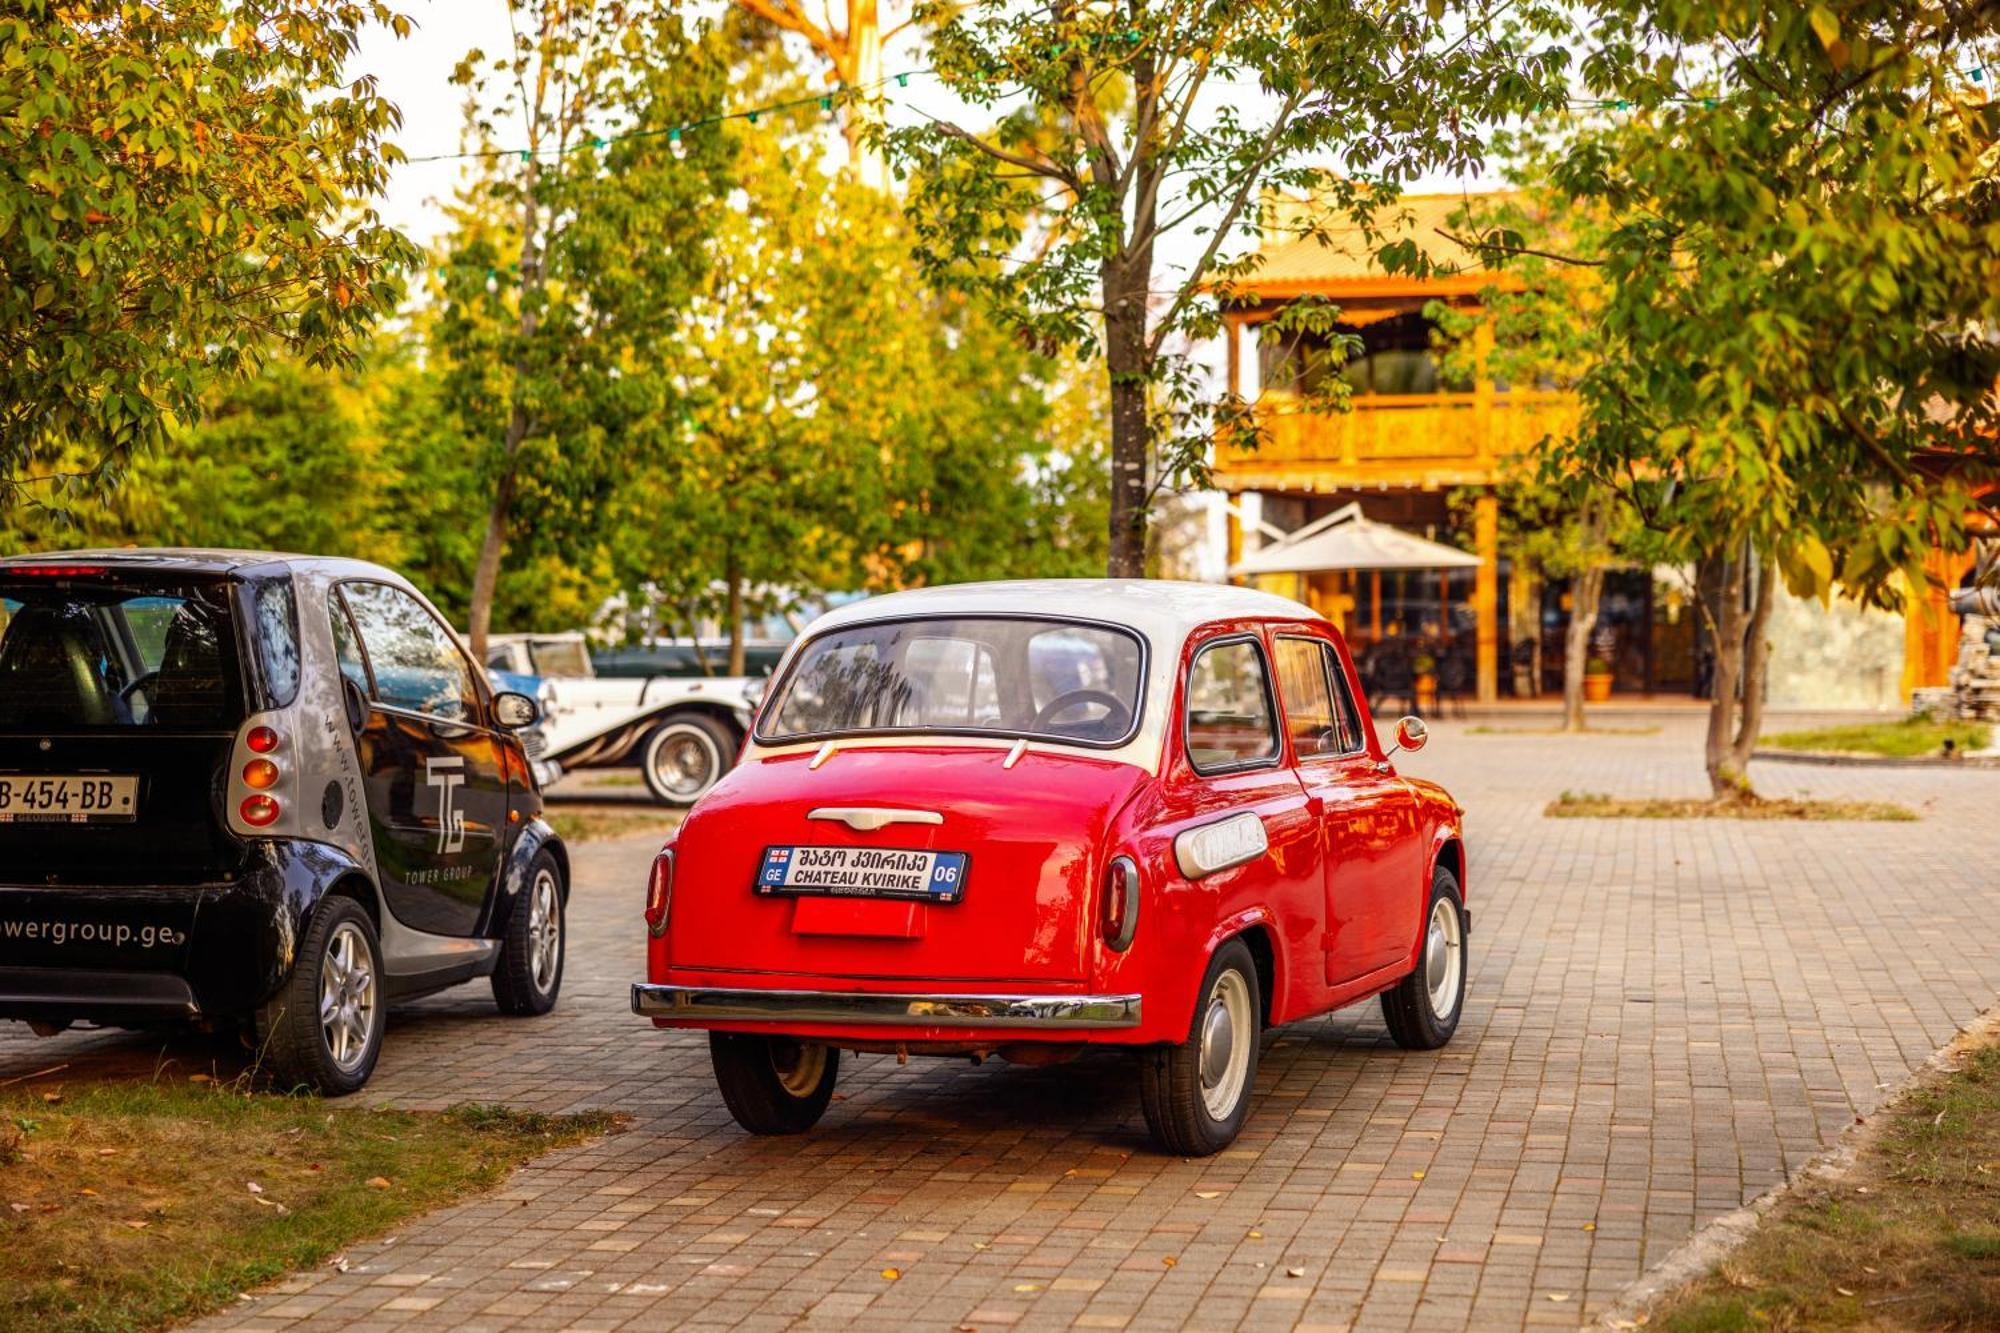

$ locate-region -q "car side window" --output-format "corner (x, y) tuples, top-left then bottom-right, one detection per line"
(340, 581), (479, 722)
(1327, 647), (1366, 752)
(1184, 637), (1280, 773)
(330, 595), (371, 696)
(1274, 637), (1347, 759)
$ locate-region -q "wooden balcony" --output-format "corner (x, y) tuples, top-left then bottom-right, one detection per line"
(1212, 389), (1579, 493)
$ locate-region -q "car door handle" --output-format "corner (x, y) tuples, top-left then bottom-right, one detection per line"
(807, 807), (944, 831)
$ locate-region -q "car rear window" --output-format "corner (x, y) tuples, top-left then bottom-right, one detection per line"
(761, 616), (1145, 746)
(0, 577), (245, 731)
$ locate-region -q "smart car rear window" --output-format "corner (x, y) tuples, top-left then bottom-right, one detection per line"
(761, 616), (1145, 747)
(0, 578), (245, 731)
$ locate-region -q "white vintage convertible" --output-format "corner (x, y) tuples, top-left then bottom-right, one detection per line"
(483, 632), (758, 805)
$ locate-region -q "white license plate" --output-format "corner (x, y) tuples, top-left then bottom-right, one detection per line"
(0, 775), (140, 823)
(755, 845), (968, 903)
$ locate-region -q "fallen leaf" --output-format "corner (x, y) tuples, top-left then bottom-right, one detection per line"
(1411, 1170), (1425, 1180)
(123, 1220), (149, 1230)
(365, 1177), (392, 1190)
(1195, 1191), (1220, 1200)
(830, 1093), (848, 1102)
(189, 1074), (213, 1084)
(41, 1093), (60, 1104)
(1013, 1283), (1041, 1292)
(329, 1256), (351, 1273)
(1836, 1287), (1855, 1297)
(1583, 1222), (1597, 1232)
(246, 1182), (263, 1195)
(8, 1204), (28, 1214)
(1548, 1292), (1570, 1302)
(78, 1188), (98, 1198)
(1162, 1256), (1177, 1268)
(1286, 1267), (1304, 1279)
(96, 1148), (118, 1157)
(881, 1268), (900, 1280)
(972, 1242), (989, 1251)
(1247, 1230), (1263, 1240)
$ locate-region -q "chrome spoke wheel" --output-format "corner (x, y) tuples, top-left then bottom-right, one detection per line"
(318, 921), (377, 1074)
(770, 1040), (829, 1098)
(1424, 896), (1463, 1022)
(528, 868), (562, 993)
(650, 727), (720, 801)
(1198, 969), (1253, 1122)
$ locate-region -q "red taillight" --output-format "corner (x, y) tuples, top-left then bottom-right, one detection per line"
(246, 726), (280, 754)
(242, 758), (279, 790)
(7, 564), (110, 577)
(239, 794), (281, 827)
(1102, 856), (1139, 952)
(645, 849), (675, 937)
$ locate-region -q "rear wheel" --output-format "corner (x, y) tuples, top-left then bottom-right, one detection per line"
(256, 896), (384, 1095)
(709, 1033), (839, 1135)
(639, 714), (735, 806)
(1139, 939), (1261, 1156)
(492, 851), (565, 1016)
(1381, 866), (1467, 1050)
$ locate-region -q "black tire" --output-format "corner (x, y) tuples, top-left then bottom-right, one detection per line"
(1138, 938), (1261, 1156)
(639, 713), (736, 807)
(1380, 865), (1467, 1050)
(256, 895), (384, 1095)
(709, 1033), (839, 1135)
(492, 850), (565, 1016)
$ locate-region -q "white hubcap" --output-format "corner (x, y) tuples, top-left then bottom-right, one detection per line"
(1198, 969), (1253, 1122)
(651, 727), (720, 800)
(319, 921), (377, 1073)
(772, 1041), (828, 1098)
(528, 869), (561, 993)
(1425, 897), (1463, 1021)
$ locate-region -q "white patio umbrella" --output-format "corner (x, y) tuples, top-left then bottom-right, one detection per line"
(1229, 502), (1482, 577)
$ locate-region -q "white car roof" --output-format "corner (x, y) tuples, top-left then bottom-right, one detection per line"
(805, 579), (1322, 645)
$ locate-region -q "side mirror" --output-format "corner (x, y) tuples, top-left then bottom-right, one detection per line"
(492, 690), (541, 729)
(1377, 715), (1428, 771)
(341, 676), (369, 735)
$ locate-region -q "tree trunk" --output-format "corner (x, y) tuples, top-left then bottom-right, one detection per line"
(466, 151), (544, 662)
(1102, 267), (1150, 578)
(1727, 557), (1778, 777)
(841, 0), (886, 189)
(1561, 566), (1605, 732)
(1700, 542), (1761, 800)
(725, 546), (746, 677)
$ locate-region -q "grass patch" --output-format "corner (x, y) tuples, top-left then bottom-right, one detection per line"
(1649, 1032), (2000, 1332)
(1467, 724), (1663, 736)
(1762, 717), (1992, 759)
(0, 1078), (616, 1331)
(545, 807), (679, 843)
(1546, 790), (1919, 821)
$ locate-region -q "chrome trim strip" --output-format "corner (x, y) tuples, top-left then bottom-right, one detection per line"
(806, 806), (945, 830)
(631, 984), (1142, 1029)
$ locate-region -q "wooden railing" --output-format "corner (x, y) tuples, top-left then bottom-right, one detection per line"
(1213, 389), (1579, 490)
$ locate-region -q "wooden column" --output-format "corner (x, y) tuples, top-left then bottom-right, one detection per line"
(1474, 491), (1500, 702)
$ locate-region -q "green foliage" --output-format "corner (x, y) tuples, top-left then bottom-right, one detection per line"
(0, 0), (418, 487)
(1534, 1), (1999, 606)
(885, 0), (1577, 572)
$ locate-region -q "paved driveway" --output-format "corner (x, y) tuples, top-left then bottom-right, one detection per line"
(6, 716), (1999, 1331)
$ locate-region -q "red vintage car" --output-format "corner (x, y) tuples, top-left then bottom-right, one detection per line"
(632, 581), (1467, 1154)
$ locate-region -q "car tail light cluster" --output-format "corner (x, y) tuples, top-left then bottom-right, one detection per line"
(1102, 855), (1140, 952)
(645, 848), (675, 936)
(239, 726), (283, 827)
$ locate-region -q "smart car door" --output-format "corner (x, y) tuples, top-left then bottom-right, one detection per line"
(334, 583), (508, 937)
(1275, 635), (1419, 983)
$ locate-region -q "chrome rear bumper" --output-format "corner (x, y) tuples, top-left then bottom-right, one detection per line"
(631, 984), (1142, 1029)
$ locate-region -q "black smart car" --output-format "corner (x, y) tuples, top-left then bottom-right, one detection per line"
(0, 551), (569, 1092)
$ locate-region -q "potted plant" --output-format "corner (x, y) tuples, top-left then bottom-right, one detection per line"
(1413, 651), (1438, 713)
(1583, 655), (1615, 702)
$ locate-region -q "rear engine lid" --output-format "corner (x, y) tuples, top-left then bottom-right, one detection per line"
(666, 744), (1147, 984)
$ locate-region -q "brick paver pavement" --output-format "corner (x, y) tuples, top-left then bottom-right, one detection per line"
(6, 714), (1998, 1331)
